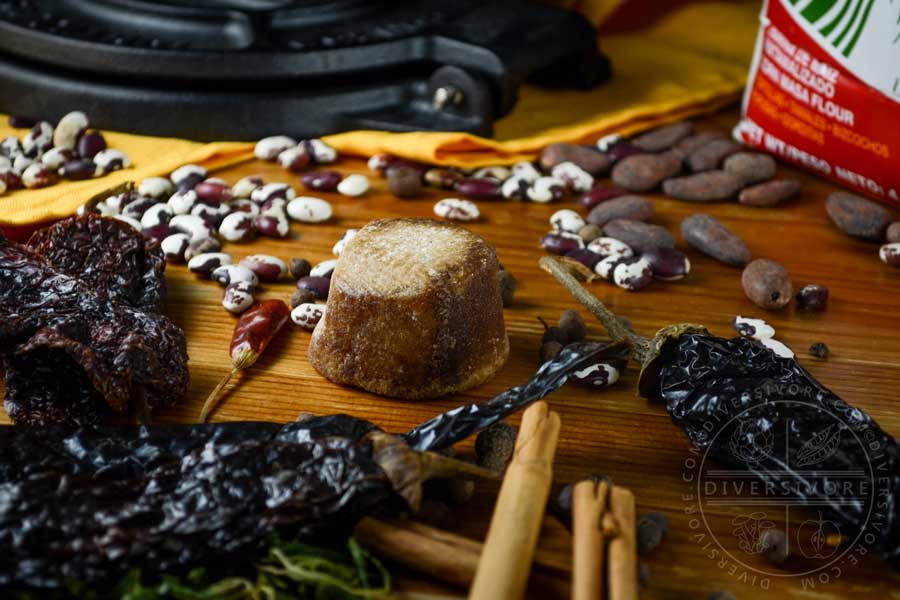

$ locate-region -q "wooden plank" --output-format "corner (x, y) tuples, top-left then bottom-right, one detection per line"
(3, 108), (899, 598)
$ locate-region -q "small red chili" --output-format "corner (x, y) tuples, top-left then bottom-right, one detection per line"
(199, 299), (290, 422)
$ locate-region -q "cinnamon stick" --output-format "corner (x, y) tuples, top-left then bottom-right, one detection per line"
(468, 401), (561, 600)
(354, 517), (569, 591)
(606, 486), (637, 600)
(572, 479), (609, 600)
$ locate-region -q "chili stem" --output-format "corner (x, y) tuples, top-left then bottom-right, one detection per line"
(199, 367), (239, 423)
(538, 256), (648, 357)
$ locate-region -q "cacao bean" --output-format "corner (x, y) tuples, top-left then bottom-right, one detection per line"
(586, 195), (654, 227)
(611, 152), (682, 192)
(539, 143), (611, 176)
(662, 170), (742, 202)
(630, 121), (693, 153)
(601, 219), (674, 253)
(738, 179), (801, 207)
(686, 138), (741, 172)
(885, 222), (900, 243)
(742, 259), (792, 310)
(671, 131), (725, 157)
(681, 213), (751, 267)
(723, 152), (776, 185)
(825, 191), (891, 241)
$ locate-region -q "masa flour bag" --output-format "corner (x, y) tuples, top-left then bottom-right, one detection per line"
(736, 0), (900, 204)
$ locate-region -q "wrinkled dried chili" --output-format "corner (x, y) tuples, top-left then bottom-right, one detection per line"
(541, 256), (900, 569)
(0, 233), (188, 426)
(0, 341), (614, 588)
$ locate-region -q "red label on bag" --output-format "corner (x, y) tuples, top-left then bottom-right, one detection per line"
(737, 0), (900, 204)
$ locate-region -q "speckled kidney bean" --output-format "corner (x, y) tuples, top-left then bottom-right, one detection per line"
(662, 171), (743, 202)
(602, 219), (675, 253)
(586, 195), (654, 227)
(732, 315), (775, 340)
(53, 111), (88, 150)
(277, 145), (310, 171)
(501, 175), (530, 200)
(565, 248), (602, 270)
(795, 283), (829, 310)
(254, 213), (290, 238)
(303, 139), (338, 164)
(194, 180), (233, 204)
(471, 166), (510, 181)
(511, 161), (541, 182)
(167, 190), (198, 215)
(191, 201), (231, 227)
(680, 213), (751, 267)
(296, 275), (331, 300)
(289, 258), (312, 279)
(424, 168), (462, 189)
(121, 197), (157, 219)
(185, 236), (221, 260)
(12, 155), (33, 175)
(291, 303), (326, 330)
(332, 229), (358, 256)
(550, 209), (586, 233)
(454, 177), (502, 200)
(251, 182), (296, 204)
(259, 197), (287, 217)
(218, 213), (256, 242)
(539, 143), (611, 176)
(255, 135), (296, 160)
(0, 169), (22, 190)
(579, 185), (626, 209)
(527, 176), (566, 203)
(93, 149), (131, 174)
(879, 243), (900, 267)
(613, 257), (654, 291)
(240, 254), (288, 282)
(232, 175), (264, 199)
(21, 163), (58, 188)
(630, 121), (693, 153)
(113, 215), (142, 231)
(59, 158), (96, 180)
(586, 236), (633, 259)
(551, 162), (594, 192)
(738, 179), (801, 207)
(23, 122), (54, 157)
(140, 203), (174, 228)
(223, 281), (255, 314)
(1, 136), (23, 159)
(76, 130), (106, 159)
(138, 176), (175, 199)
(40, 147), (73, 170)
(367, 153), (393, 174)
(604, 139), (643, 162)
(301, 170), (342, 192)
(212, 264), (259, 288)
(170, 164), (207, 191)
(337, 173), (369, 197)
(309, 259), (336, 279)
(230, 198), (259, 216)
(641, 246), (690, 281)
(570, 361), (621, 388)
(611, 152), (682, 192)
(686, 138), (742, 172)
(188, 252), (232, 278)
(742, 259), (792, 310)
(825, 191), (891, 241)
(170, 214), (215, 241)
(161, 233), (191, 262)
(540, 230), (584, 254)
(595, 255), (625, 280)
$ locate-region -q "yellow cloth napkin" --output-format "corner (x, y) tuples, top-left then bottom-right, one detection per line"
(0, 1), (760, 227)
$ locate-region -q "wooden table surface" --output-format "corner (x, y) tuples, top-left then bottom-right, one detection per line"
(4, 108), (900, 599)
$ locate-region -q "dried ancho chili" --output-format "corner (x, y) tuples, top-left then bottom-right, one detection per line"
(26, 213), (167, 313)
(0, 229), (188, 426)
(0, 341), (620, 589)
(541, 256), (900, 570)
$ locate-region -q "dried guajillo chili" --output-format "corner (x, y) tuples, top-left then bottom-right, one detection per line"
(540, 256), (900, 570)
(199, 299), (291, 422)
(0, 341), (621, 589)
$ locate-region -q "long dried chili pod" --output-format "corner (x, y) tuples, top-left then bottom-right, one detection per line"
(540, 255), (900, 570)
(199, 299), (290, 422)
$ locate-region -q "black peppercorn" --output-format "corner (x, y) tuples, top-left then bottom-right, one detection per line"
(558, 309), (587, 343)
(809, 342), (829, 359)
(475, 421), (516, 473)
(289, 257), (311, 280)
